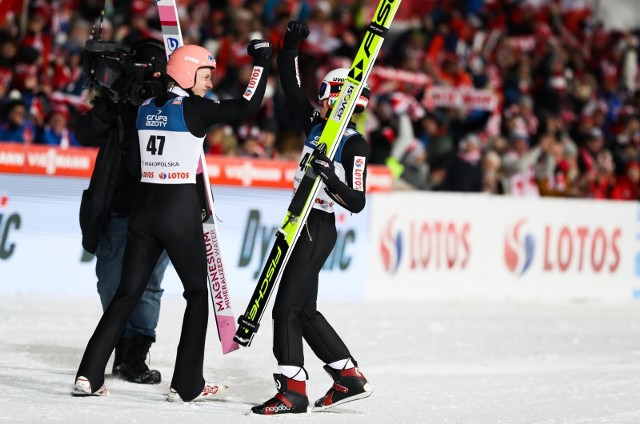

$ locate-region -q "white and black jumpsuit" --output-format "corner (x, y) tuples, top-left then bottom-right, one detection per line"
(76, 55), (270, 401)
(274, 46), (370, 368)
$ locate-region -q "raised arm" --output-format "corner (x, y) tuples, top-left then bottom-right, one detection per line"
(277, 21), (319, 136)
(183, 40), (272, 137)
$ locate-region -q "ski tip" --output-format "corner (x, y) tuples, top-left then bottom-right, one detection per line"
(222, 341), (240, 354)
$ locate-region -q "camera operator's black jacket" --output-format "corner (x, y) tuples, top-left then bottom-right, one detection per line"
(77, 97), (140, 254)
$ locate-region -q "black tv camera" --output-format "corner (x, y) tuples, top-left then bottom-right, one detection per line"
(82, 39), (163, 106)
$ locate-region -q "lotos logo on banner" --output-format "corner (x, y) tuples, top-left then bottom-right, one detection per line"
(503, 220), (622, 275)
(504, 219), (535, 276)
(380, 216), (471, 275)
(380, 216), (402, 274)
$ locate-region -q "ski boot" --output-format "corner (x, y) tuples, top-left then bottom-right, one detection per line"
(168, 382), (228, 402)
(118, 335), (161, 384)
(251, 374), (310, 415)
(314, 365), (372, 410)
(72, 376), (108, 397)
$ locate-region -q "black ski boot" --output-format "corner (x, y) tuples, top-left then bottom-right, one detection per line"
(118, 335), (161, 384)
(251, 374), (309, 415)
(111, 337), (127, 376)
(314, 365), (372, 410)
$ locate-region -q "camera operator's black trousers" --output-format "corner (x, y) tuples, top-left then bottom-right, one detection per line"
(272, 208), (352, 368)
(76, 183), (208, 401)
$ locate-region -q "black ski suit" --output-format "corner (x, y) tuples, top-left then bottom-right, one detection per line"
(76, 54), (270, 401)
(274, 45), (370, 368)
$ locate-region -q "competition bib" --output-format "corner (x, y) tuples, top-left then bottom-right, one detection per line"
(136, 97), (204, 184)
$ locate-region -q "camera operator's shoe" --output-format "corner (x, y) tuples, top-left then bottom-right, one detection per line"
(118, 335), (161, 384)
(71, 376), (108, 397)
(167, 382), (228, 402)
(313, 365), (372, 410)
(251, 374), (310, 415)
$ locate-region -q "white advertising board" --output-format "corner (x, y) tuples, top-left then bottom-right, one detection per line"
(368, 192), (640, 301)
(0, 175), (369, 302)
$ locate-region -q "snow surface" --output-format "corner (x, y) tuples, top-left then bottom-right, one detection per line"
(1, 295), (640, 424)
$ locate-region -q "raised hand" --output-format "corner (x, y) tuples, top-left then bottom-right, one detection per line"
(247, 39), (272, 61)
(284, 21), (310, 49)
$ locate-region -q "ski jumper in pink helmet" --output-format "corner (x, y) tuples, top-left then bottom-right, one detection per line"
(74, 39), (273, 403)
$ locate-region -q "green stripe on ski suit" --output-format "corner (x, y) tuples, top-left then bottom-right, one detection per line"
(279, 0), (402, 245)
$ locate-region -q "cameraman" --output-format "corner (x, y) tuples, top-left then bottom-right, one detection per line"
(77, 38), (169, 385)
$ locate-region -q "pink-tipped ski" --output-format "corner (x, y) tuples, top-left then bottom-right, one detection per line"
(217, 315), (239, 353)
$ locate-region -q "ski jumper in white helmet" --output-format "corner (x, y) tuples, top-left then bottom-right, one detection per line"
(269, 28), (371, 384)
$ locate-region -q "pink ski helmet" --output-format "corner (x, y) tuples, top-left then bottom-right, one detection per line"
(166, 45), (216, 89)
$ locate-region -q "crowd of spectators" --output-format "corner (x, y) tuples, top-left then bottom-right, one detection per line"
(0, 0), (639, 200)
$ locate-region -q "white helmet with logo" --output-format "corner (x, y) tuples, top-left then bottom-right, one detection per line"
(318, 68), (370, 114)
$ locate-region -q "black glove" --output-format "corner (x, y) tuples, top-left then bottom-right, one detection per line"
(247, 39), (272, 61)
(284, 21), (310, 50)
(310, 150), (340, 191)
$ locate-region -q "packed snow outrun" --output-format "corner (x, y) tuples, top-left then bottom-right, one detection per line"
(1, 295), (639, 424)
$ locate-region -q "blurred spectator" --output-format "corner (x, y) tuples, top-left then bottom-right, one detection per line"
(537, 136), (581, 198)
(440, 133), (483, 192)
(611, 161), (640, 201)
(37, 103), (79, 147)
(576, 127), (607, 195)
(422, 111), (454, 187)
(501, 130), (541, 196)
(397, 139), (430, 191)
(236, 123), (268, 158)
(482, 149), (503, 194)
(0, 98), (35, 143)
(385, 95), (429, 190)
(587, 149), (616, 199)
(205, 125), (237, 156)
(612, 106), (640, 171)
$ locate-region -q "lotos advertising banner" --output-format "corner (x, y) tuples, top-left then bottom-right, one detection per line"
(369, 193), (640, 301)
(0, 174), (369, 302)
(485, 196), (635, 300)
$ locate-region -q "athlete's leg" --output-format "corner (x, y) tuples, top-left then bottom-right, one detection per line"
(124, 250), (169, 340)
(156, 185), (209, 402)
(298, 212), (351, 363)
(76, 213), (164, 391)
(272, 210), (337, 367)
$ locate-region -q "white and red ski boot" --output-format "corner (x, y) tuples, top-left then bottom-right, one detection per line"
(251, 374), (310, 415)
(167, 382), (228, 402)
(71, 376), (108, 397)
(313, 365), (372, 410)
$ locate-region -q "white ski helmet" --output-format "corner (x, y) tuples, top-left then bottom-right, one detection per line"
(318, 68), (370, 114)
